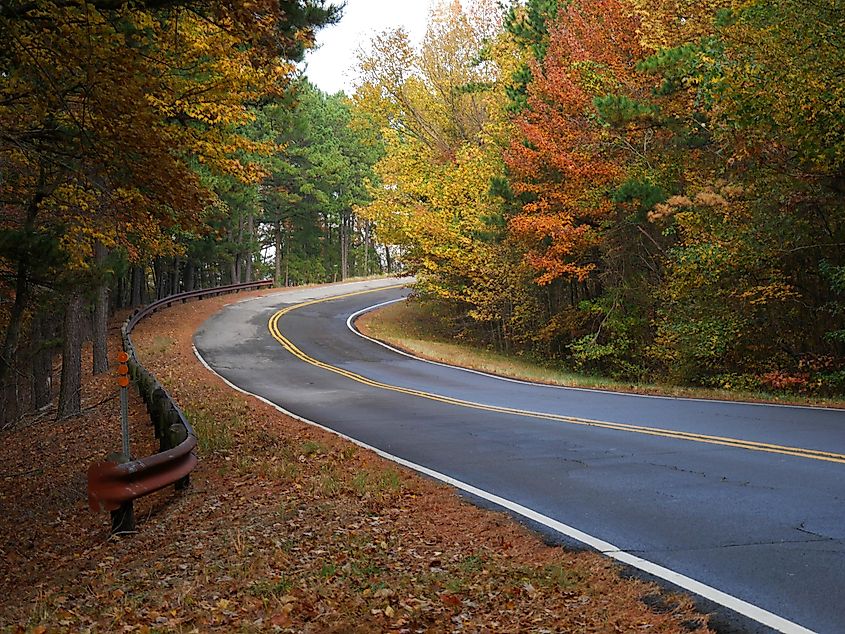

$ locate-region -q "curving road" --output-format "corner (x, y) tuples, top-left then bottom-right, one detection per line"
(193, 279), (845, 634)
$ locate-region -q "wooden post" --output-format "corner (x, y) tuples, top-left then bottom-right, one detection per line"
(111, 499), (135, 534)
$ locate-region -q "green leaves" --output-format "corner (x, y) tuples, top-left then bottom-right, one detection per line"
(593, 94), (659, 127)
(503, 0), (562, 112)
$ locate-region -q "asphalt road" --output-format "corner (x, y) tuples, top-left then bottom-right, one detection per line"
(193, 279), (845, 634)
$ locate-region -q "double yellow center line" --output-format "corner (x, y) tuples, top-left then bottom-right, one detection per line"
(268, 286), (845, 466)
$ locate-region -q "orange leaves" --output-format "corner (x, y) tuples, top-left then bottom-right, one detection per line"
(505, 0), (645, 285)
(0, 290), (712, 634)
(509, 213), (598, 284)
(551, 0), (645, 82)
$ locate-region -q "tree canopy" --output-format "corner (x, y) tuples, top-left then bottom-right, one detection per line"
(0, 0), (346, 422)
(351, 0), (845, 394)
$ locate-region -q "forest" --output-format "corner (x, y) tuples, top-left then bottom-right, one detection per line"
(0, 0), (380, 425)
(354, 0), (845, 397)
(2, 0), (844, 427)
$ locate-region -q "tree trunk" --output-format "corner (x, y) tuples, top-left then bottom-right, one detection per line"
(235, 212), (244, 283)
(170, 256), (180, 294)
(274, 221), (282, 286)
(285, 223), (291, 286)
(0, 176), (44, 395)
(340, 211), (349, 281)
(229, 258), (238, 285)
(153, 258), (161, 299)
(153, 257), (165, 299)
(130, 265), (143, 307)
(363, 221), (369, 276)
(31, 313), (53, 409)
(245, 210), (254, 282)
(0, 260), (30, 402)
(0, 178), (43, 424)
(142, 264), (151, 304)
(162, 259), (172, 297)
(184, 259), (195, 292)
(1, 370), (18, 426)
(92, 243), (110, 375)
(114, 274), (123, 310)
(385, 245), (392, 275)
(324, 213), (333, 280)
(58, 291), (83, 419)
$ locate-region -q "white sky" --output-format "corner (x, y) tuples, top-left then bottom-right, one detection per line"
(303, 0), (436, 95)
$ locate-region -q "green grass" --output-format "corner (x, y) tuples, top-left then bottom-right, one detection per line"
(300, 440), (326, 456)
(351, 468), (403, 497)
(248, 576), (292, 598)
(146, 335), (174, 355)
(356, 300), (845, 408)
(184, 404), (243, 454)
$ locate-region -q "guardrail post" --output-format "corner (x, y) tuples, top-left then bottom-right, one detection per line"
(151, 387), (168, 445)
(108, 453), (135, 534)
(168, 421), (191, 490)
(112, 500), (135, 534)
(163, 404), (179, 449)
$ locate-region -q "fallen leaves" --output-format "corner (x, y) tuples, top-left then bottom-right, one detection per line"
(439, 592), (462, 607)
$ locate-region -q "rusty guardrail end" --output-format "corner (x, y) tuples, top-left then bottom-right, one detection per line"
(87, 436), (198, 513)
(88, 460), (119, 513)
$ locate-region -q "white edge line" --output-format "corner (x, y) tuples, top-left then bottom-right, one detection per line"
(191, 342), (814, 634)
(347, 297), (844, 413)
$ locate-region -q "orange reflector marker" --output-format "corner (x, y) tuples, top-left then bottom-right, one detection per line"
(117, 351), (129, 386)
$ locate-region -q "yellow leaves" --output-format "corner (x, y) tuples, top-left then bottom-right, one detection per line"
(355, 1), (507, 159)
(360, 132), (500, 261)
(1, 0), (308, 272)
(628, 0), (732, 51)
(353, 5), (512, 306)
(359, 136), (503, 305)
(735, 282), (800, 307)
(714, 2), (845, 172)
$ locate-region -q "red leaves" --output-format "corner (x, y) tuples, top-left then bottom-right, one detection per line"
(505, 0), (649, 286)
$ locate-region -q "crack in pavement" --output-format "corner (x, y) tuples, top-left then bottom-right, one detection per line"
(643, 461), (709, 477)
(796, 522), (838, 540)
(618, 536), (838, 556)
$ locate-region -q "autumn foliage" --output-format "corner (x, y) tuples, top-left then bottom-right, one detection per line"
(505, 0), (645, 284)
(0, 0), (341, 424)
(2, 0), (844, 427)
(355, 0), (845, 394)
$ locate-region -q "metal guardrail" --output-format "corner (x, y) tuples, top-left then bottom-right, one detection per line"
(87, 279), (274, 532)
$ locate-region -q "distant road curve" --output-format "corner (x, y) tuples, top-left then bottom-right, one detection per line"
(194, 278), (845, 634)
